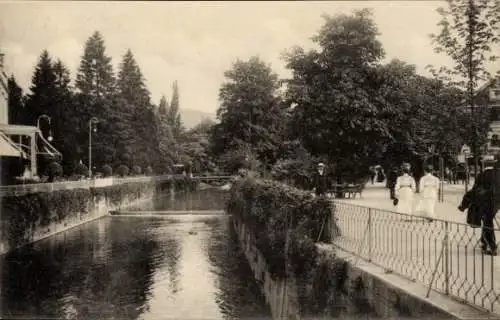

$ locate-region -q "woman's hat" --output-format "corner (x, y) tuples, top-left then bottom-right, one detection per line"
(318, 162), (325, 167)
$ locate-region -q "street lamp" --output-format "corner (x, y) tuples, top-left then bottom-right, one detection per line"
(428, 144), (445, 202)
(36, 114), (53, 142)
(88, 117), (98, 179)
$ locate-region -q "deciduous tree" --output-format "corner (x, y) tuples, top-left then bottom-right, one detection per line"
(429, 0), (500, 173)
(284, 9), (387, 182)
(212, 56), (286, 171)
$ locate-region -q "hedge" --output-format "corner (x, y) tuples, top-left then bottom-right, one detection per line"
(226, 177), (339, 279)
(0, 176), (197, 249)
(226, 177), (348, 316)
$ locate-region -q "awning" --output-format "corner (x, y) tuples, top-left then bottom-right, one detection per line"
(0, 132), (24, 157)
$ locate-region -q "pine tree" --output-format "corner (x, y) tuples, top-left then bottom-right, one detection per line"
(153, 95), (176, 172)
(25, 52), (78, 174)
(168, 80), (183, 139)
(25, 50), (56, 126)
(158, 95), (168, 115)
(75, 31), (115, 101)
(7, 76), (25, 125)
(75, 31), (117, 169)
(51, 59), (81, 174)
(116, 49), (155, 168)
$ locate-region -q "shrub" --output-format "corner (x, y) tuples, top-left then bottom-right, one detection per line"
(145, 166), (153, 175)
(116, 165), (129, 177)
(74, 162), (89, 177)
(226, 177), (338, 279)
(102, 164), (113, 177)
(132, 165), (142, 175)
(2, 180), (159, 249)
(46, 162), (63, 182)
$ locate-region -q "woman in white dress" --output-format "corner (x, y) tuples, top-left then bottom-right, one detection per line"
(417, 164), (440, 222)
(395, 163), (416, 216)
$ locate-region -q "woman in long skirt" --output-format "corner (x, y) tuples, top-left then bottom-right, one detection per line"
(417, 164), (440, 222)
(395, 163), (416, 216)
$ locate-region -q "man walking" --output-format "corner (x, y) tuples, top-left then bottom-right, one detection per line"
(386, 166), (399, 200)
(459, 160), (500, 255)
(312, 162), (329, 197)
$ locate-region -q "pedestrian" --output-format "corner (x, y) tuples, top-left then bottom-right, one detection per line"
(394, 162), (416, 216)
(458, 160), (500, 255)
(445, 167), (451, 183)
(370, 166), (376, 184)
(377, 167), (386, 183)
(312, 162), (329, 197)
(386, 166), (399, 200)
(416, 164), (440, 222)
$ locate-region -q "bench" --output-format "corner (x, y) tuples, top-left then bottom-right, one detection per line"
(329, 184), (364, 199)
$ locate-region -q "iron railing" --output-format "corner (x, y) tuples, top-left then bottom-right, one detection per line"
(331, 201), (500, 315)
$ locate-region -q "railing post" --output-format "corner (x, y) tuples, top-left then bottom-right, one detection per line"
(368, 207), (372, 262)
(444, 221), (450, 295)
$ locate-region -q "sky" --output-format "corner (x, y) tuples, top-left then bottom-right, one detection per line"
(0, 1), (498, 114)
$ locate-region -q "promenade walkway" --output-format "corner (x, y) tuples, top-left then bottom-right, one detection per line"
(332, 182), (500, 316)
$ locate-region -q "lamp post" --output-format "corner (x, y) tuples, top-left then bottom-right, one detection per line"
(88, 117), (98, 179)
(36, 114), (53, 142)
(428, 144), (445, 202)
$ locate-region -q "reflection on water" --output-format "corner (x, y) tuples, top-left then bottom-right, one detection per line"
(0, 189), (270, 319)
(126, 188), (229, 211)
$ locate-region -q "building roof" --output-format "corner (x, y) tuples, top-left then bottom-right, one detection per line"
(0, 131), (24, 157)
(477, 75), (500, 95)
(0, 124), (40, 135)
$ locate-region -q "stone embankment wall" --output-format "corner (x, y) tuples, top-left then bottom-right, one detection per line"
(0, 177), (186, 255)
(233, 218), (301, 320)
(234, 217), (460, 320)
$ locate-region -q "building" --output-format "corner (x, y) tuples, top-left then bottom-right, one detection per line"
(476, 75), (500, 157)
(0, 50), (61, 182)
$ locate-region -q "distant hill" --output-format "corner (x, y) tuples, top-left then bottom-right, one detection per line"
(180, 109), (217, 129)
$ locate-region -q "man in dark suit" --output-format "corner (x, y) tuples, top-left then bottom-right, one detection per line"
(386, 166), (399, 200)
(312, 162), (329, 197)
(459, 161), (500, 255)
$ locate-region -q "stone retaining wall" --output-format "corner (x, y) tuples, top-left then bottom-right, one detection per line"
(0, 182), (160, 255)
(233, 218), (301, 319)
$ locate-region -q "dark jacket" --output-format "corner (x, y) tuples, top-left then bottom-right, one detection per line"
(459, 188), (486, 228)
(459, 167), (500, 227)
(386, 169), (399, 188)
(312, 171), (329, 196)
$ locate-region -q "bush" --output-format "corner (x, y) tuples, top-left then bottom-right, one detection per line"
(116, 165), (129, 177)
(226, 177), (338, 279)
(74, 162), (89, 177)
(145, 166), (153, 175)
(102, 164), (113, 177)
(132, 165), (142, 175)
(46, 162), (63, 182)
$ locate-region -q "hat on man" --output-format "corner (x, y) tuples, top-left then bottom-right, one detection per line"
(318, 162), (325, 167)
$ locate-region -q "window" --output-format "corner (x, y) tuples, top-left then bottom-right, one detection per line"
(490, 108), (500, 121)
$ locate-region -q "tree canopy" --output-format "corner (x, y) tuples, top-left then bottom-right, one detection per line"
(211, 56), (287, 172)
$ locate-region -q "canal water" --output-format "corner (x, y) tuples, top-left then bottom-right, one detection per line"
(0, 188), (272, 319)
